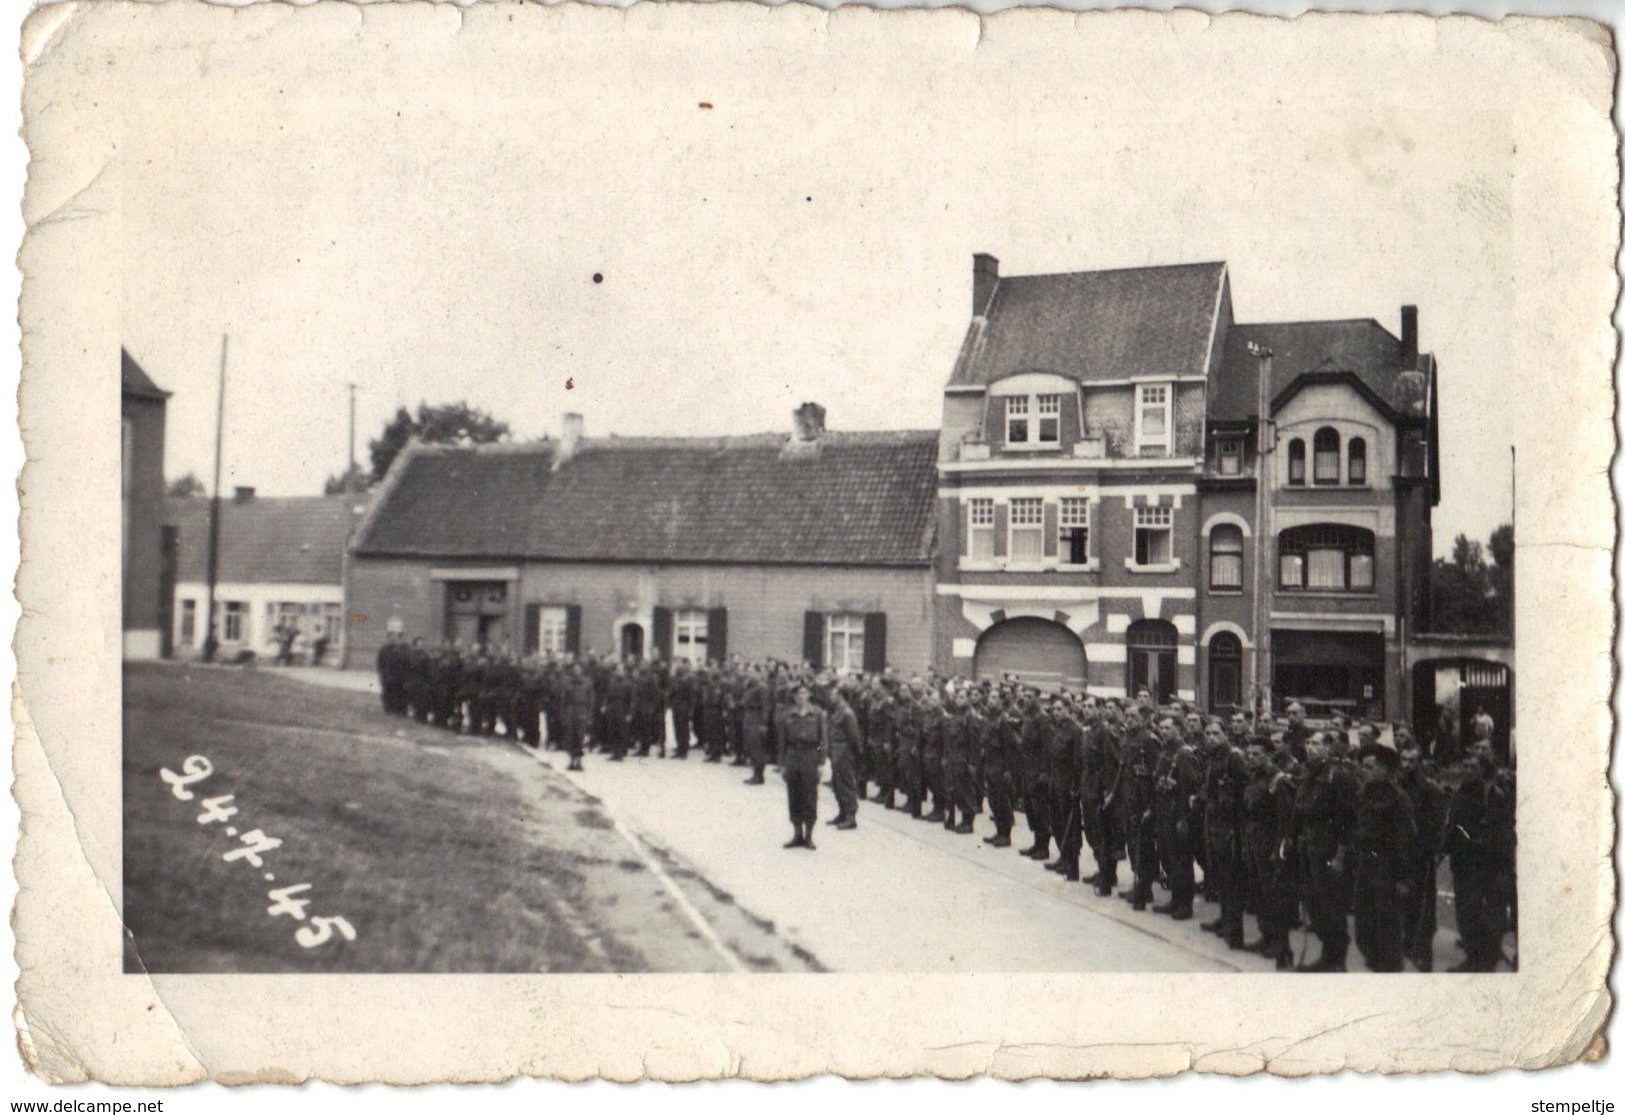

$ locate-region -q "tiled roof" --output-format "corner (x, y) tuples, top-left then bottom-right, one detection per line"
(354, 430), (940, 567)
(165, 496), (365, 585)
(1212, 319), (1428, 422)
(121, 348), (169, 400)
(948, 261), (1227, 388)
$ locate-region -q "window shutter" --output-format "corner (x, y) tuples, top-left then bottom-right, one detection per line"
(652, 606), (673, 660)
(803, 611), (825, 668)
(706, 607), (728, 661)
(564, 605), (582, 655)
(523, 604), (542, 655)
(1043, 501), (1058, 559)
(863, 612), (887, 673)
(993, 503), (1008, 558)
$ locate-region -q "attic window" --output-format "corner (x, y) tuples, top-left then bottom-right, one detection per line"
(1216, 438), (1242, 476)
(1005, 396), (1029, 444)
(1135, 383), (1171, 454)
(1036, 395), (1061, 442)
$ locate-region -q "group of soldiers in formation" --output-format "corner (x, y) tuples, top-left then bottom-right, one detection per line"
(374, 633), (1517, 974)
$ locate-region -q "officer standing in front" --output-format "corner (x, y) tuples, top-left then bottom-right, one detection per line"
(776, 683), (829, 850)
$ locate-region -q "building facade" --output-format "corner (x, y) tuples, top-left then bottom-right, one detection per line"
(934, 255), (1439, 718)
(166, 489), (363, 663)
(122, 349), (170, 660)
(345, 410), (939, 674)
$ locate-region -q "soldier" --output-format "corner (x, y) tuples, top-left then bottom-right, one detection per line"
(559, 659), (592, 771)
(376, 632), (403, 715)
(980, 690), (1019, 849)
(603, 660), (634, 761)
(1116, 705), (1161, 910)
(1280, 701), (1309, 763)
(1291, 732), (1359, 971)
(1352, 746), (1418, 972)
(700, 665), (728, 762)
(895, 684), (925, 818)
(1241, 736), (1297, 969)
(1018, 691), (1053, 860)
(949, 689), (984, 836)
(1443, 733), (1516, 971)
(1396, 735), (1446, 971)
(866, 680), (900, 809)
(776, 683), (828, 849)
(668, 659), (697, 758)
(1150, 715), (1200, 920)
(1080, 698), (1124, 897)
(632, 660), (665, 758)
(739, 665), (772, 785)
(1198, 719), (1249, 949)
(1045, 694), (1084, 881)
(825, 682), (861, 830)
(919, 688), (949, 824)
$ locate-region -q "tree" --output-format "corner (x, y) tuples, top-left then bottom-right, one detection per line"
(165, 472), (207, 498)
(368, 401), (512, 483)
(1429, 525), (1512, 635)
(323, 464), (370, 497)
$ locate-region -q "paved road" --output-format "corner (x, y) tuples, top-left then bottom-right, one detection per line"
(288, 667), (1474, 973)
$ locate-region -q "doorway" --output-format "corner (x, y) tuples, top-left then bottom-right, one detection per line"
(620, 623), (645, 661)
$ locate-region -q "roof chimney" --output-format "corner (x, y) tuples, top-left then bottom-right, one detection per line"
(553, 412), (584, 471)
(1400, 304), (1418, 367)
(232, 486), (255, 503)
(791, 401), (826, 442)
(783, 402), (827, 459)
(973, 253), (999, 318)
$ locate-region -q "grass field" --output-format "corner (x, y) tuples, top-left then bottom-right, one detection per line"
(122, 662), (794, 972)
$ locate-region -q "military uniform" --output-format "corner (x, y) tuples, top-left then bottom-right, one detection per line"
(826, 693), (862, 827)
(1292, 755), (1358, 970)
(1151, 730), (1201, 918)
(1117, 720), (1160, 909)
(1079, 713), (1124, 895)
(1443, 755), (1515, 971)
(776, 700), (828, 846)
(1200, 733), (1249, 946)
(1352, 766), (1418, 972)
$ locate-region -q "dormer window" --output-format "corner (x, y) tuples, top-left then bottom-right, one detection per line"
(1216, 438), (1242, 476)
(1005, 396), (1030, 444)
(1036, 395), (1062, 443)
(1135, 383), (1171, 454)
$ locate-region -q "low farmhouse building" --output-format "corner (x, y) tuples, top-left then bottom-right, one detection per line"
(344, 407), (939, 674)
(166, 489), (361, 663)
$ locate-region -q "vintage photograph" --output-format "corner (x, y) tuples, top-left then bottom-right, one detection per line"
(21, 0), (1614, 1083)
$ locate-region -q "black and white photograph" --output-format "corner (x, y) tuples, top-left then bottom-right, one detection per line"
(16, 0), (1616, 1086)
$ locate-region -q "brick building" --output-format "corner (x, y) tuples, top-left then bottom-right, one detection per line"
(934, 255), (1439, 718)
(121, 349), (170, 660)
(345, 408), (938, 673)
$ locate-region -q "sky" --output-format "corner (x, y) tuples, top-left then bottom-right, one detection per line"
(97, 5), (1533, 555)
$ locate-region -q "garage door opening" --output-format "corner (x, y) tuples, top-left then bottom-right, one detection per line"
(973, 618), (1086, 692)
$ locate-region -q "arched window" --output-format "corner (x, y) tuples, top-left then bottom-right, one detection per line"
(1313, 427), (1341, 485)
(1208, 633), (1243, 712)
(1348, 437), (1367, 485)
(1209, 525), (1244, 591)
(1278, 524), (1376, 592)
(1287, 439), (1306, 486)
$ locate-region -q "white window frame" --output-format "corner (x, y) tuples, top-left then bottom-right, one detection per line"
(179, 598), (197, 645)
(1007, 497), (1045, 565)
(1216, 437), (1242, 476)
(966, 498), (996, 565)
(1004, 395), (1030, 445)
(825, 613), (866, 676)
(1135, 383), (1172, 455)
(673, 608), (710, 664)
(1058, 497), (1092, 568)
(1126, 505), (1179, 572)
(1209, 525), (1244, 591)
(1036, 394), (1062, 444)
(536, 605), (571, 655)
(221, 600), (247, 643)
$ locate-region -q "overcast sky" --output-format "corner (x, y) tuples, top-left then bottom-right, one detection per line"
(101, 5), (1526, 555)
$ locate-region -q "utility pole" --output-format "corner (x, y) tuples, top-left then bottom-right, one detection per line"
(202, 334), (228, 663)
(1247, 341), (1274, 719)
(347, 382), (358, 493)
